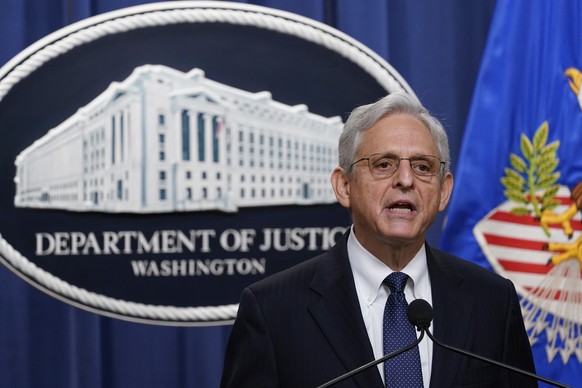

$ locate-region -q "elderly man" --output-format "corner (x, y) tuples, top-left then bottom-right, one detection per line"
(221, 92), (536, 387)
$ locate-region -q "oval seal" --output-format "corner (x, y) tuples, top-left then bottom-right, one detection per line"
(0, 1), (414, 325)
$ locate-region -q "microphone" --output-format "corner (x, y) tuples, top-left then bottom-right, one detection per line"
(317, 305), (428, 388)
(407, 299), (572, 388)
(407, 297), (433, 331)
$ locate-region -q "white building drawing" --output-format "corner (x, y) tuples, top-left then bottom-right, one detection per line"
(13, 65), (343, 213)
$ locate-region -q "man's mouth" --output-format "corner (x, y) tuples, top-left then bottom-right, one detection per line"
(387, 201), (416, 213)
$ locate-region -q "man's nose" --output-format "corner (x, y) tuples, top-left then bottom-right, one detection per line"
(392, 159), (415, 187)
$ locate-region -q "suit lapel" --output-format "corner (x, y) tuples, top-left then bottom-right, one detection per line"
(308, 233), (384, 388)
(426, 245), (474, 386)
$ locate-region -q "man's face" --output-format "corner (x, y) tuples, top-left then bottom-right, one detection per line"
(332, 113), (453, 255)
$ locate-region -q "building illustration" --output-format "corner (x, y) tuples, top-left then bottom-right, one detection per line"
(13, 65), (343, 213)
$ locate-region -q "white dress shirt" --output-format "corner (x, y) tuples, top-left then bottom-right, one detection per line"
(347, 227), (433, 387)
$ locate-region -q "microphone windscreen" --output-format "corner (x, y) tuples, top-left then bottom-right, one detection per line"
(407, 299), (433, 330)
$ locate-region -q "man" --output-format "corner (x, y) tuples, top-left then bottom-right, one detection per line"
(221, 92), (536, 387)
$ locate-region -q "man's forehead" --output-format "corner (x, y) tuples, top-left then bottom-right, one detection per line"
(359, 123), (437, 154)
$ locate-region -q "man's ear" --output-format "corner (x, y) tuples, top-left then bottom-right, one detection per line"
(438, 172), (454, 211)
(331, 167), (351, 209)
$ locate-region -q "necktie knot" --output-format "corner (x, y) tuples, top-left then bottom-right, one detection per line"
(384, 272), (409, 293)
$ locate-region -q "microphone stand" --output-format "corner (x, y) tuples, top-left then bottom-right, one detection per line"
(424, 329), (571, 388)
(317, 329), (425, 388)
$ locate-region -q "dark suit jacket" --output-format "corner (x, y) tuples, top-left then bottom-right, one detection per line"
(221, 231), (537, 388)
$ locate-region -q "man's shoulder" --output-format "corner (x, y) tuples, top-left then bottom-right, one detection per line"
(251, 252), (324, 290)
(235, 251), (332, 313)
(428, 245), (509, 287)
(247, 232), (350, 294)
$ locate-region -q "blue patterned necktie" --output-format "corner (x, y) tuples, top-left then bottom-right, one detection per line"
(383, 272), (423, 387)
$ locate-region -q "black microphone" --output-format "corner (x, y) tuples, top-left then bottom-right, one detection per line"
(317, 304), (428, 388)
(407, 299), (572, 388)
(407, 297), (433, 331)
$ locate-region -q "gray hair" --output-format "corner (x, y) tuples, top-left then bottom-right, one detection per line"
(338, 92), (451, 178)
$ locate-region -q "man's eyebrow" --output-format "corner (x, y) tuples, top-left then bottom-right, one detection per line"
(374, 152), (429, 158)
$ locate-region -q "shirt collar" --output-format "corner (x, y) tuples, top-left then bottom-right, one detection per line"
(347, 226), (430, 304)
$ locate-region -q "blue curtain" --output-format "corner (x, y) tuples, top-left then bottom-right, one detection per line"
(0, 0), (495, 386)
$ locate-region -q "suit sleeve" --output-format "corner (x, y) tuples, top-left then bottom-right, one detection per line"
(220, 287), (279, 388)
(501, 279), (538, 387)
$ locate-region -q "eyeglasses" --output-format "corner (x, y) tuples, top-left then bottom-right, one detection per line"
(350, 153), (445, 178)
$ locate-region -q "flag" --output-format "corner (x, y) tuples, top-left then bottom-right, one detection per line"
(440, 1), (582, 386)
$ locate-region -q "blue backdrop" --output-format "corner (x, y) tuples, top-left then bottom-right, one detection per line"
(0, 0), (496, 387)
